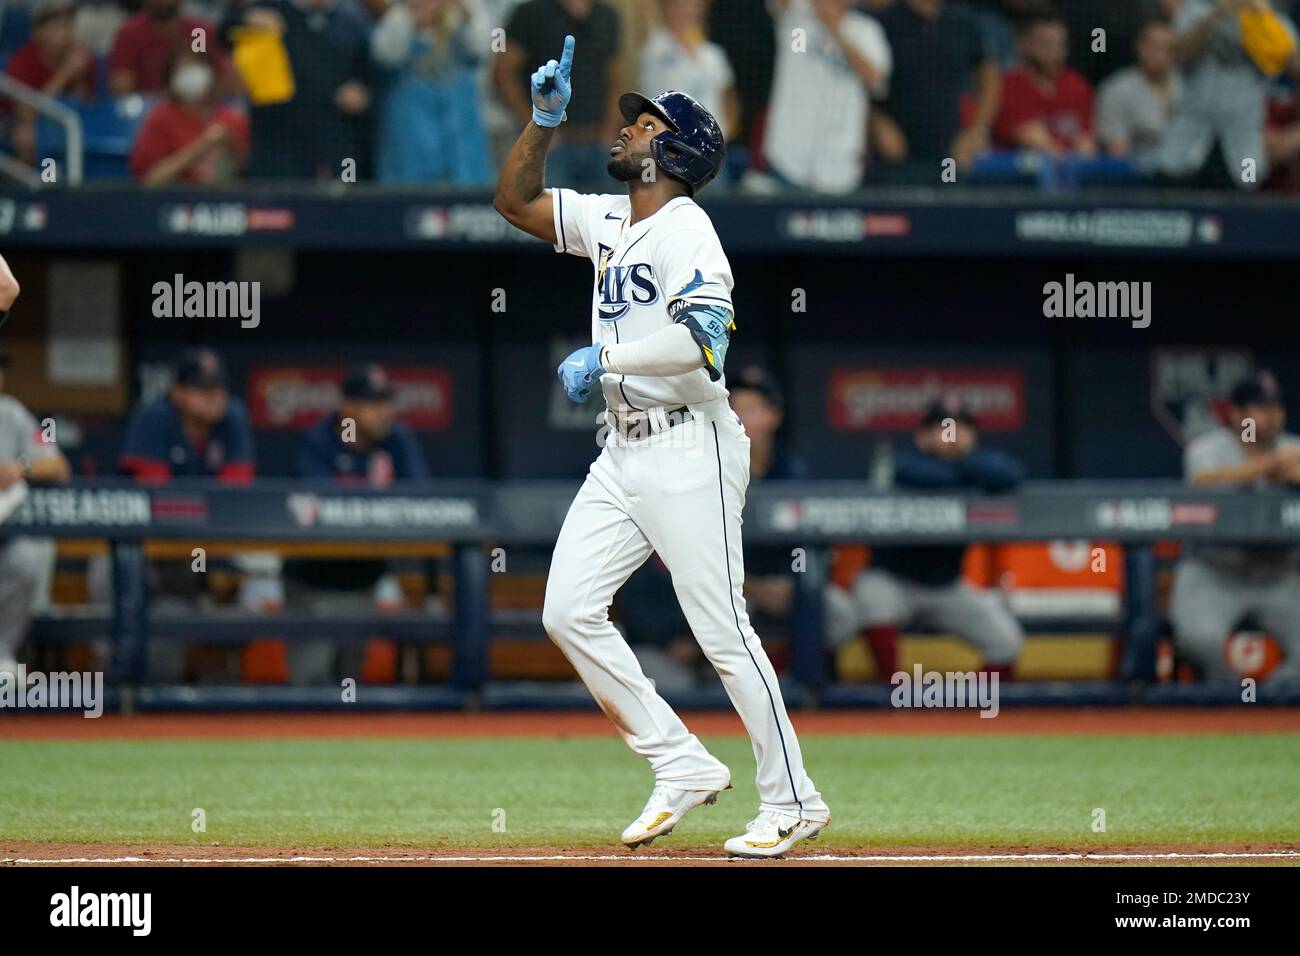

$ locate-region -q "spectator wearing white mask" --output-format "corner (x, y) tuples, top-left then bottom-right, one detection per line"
(129, 51), (250, 186)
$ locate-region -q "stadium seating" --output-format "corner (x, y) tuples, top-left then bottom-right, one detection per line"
(36, 92), (155, 181)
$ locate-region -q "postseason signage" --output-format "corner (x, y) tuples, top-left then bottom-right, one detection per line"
(759, 494), (968, 540)
(5, 482), (1300, 543)
(743, 486), (1300, 544)
(7, 487), (152, 529)
(0, 484), (489, 540)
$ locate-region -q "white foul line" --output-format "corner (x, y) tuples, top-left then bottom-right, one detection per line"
(3, 851), (1298, 865)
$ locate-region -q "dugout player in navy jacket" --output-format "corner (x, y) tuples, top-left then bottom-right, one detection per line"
(111, 348), (261, 681)
(826, 395), (1026, 681)
(283, 364), (430, 684)
(119, 348), (255, 483)
(294, 364), (428, 486)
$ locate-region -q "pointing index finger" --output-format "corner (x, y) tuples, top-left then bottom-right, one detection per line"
(559, 34), (575, 78)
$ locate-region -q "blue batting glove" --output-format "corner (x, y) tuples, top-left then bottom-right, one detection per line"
(531, 34), (574, 128)
(557, 343), (604, 403)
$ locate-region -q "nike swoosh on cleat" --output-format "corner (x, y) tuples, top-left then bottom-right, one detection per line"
(744, 824), (799, 848)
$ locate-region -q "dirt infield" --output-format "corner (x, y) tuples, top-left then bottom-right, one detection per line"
(3, 841), (1297, 867)
(3, 707), (1299, 740)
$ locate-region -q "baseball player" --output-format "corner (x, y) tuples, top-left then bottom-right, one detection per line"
(0, 254), (69, 677)
(493, 35), (830, 857)
(1170, 371), (1300, 683)
(119, 348), (254, 484)
(825, 397), (1025, 681)
(285, 364), (431, 683)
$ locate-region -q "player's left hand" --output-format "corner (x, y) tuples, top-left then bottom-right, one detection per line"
(531, 34), (574, 128)
(557, 344), (604, 403)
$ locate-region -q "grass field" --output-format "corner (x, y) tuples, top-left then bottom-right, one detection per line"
(3, 732), (1298, 851)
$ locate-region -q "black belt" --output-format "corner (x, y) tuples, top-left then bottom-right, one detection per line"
(610, 405), (693, 435)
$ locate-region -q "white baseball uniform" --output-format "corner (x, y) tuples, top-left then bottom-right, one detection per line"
(542, 188), (828, 820)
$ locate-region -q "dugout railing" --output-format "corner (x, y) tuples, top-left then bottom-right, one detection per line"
(6, 478), (1300, 711)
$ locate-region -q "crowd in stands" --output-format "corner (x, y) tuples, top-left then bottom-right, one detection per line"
(1, 0), (1299, 191)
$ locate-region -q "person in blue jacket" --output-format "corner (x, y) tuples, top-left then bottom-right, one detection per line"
(826, 394), (1026, 681)
(295, 364), (429, 487)
(284, 364), (430, 683)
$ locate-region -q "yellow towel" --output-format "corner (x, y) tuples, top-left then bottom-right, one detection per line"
(1239, 7), (1297, 79)
(229, 26), (296, 105)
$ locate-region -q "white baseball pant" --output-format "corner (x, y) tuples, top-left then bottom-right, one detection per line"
(542, 398), (827, 820)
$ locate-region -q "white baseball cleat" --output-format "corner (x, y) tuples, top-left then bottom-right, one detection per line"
(724, 809), (830, 859)
(621, 782), (727, 850)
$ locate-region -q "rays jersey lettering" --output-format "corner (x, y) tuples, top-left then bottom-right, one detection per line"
(552, 188), (736, 411)
(596, 244), (659, 322)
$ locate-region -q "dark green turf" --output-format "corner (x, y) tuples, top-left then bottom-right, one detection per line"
(1, 735), (1297, 847)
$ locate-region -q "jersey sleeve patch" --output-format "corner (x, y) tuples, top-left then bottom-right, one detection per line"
(669, 299), (735, 382)
(673, 270), (708, 299)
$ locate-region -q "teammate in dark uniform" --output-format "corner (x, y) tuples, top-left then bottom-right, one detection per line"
(116, 347), (257, 680)
(283, 364), (430, 683)
(119, 348), (254, 483)
(827, 396), (1025, 680)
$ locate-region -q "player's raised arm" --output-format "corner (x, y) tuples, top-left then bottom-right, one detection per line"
(492, 34), (575, 244)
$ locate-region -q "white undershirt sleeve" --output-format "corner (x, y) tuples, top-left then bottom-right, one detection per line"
(599, 324), (703, 377)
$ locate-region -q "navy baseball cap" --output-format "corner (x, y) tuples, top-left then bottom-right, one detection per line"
(922, 395), (976, 427)
(342, 364), (396, 401)
(174, 347), (227, 389)
(1231, 370), (1283, 407)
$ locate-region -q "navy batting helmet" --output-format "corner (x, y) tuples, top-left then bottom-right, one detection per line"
(618, 90), (725, 194)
